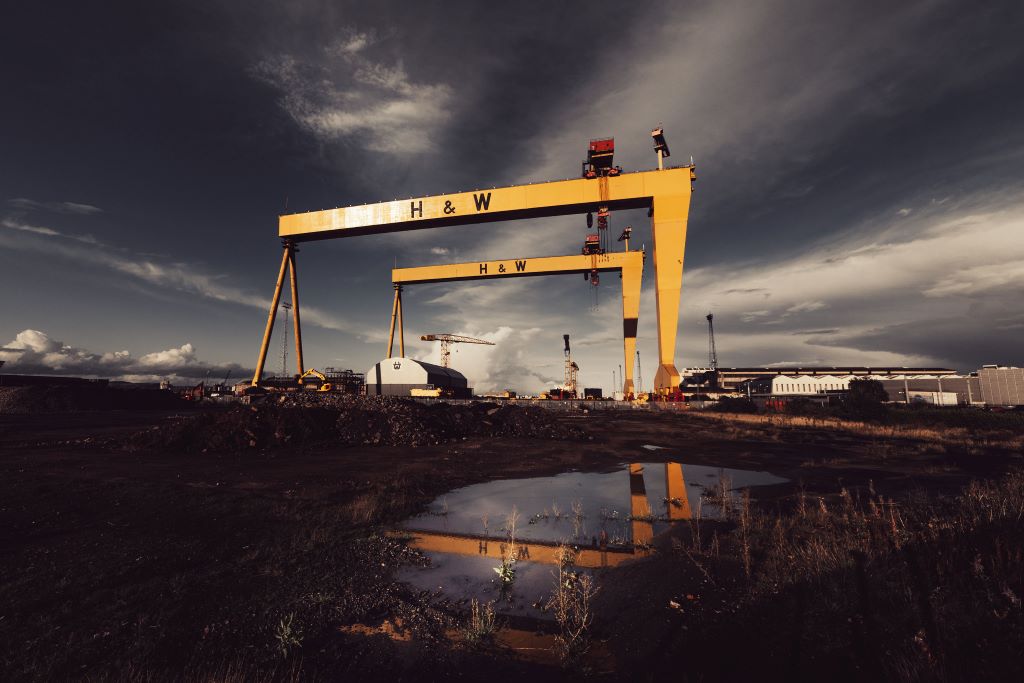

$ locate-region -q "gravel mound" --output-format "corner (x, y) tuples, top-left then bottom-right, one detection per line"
(127, 394), (586, 453)
(0, 385), (185, 414)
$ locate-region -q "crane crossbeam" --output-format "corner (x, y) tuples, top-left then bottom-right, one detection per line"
(389, 250), (644, 395)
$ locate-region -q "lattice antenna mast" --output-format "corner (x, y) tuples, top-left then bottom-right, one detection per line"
(280, 302), (292, 378)
(706, 312), (719, 370)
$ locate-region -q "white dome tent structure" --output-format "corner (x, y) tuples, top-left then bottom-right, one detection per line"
(365, 358), (470, 398)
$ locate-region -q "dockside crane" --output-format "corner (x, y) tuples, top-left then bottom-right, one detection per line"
(706, 313), (719, 370)
(562, 334), (579, 398)
(420, 334), (495, 368)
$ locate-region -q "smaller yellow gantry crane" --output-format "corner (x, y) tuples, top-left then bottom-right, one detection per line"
(420, 334), (495, 368)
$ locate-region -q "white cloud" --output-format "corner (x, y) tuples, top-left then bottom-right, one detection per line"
(254, 34), (454, 153)
(0, 218), (351, 332)
(0, 330), (245, 380)
(138, 343), (197, 369)
(403, 325), (560, 394)
(922, 260), (1024, 297)
(672, 192), (1024, 368)
(7, 198), (103, 215)
(1, 217), (98, 244)
(785, 301), (826, 314)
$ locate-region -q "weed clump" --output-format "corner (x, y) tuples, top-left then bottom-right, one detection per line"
(547, 549), (598, 667)
(462, 598), (497, 646)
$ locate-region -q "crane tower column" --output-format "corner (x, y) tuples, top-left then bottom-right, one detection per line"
(252, 239), (304, 386)
(651, 187), (692, 394)
(621, 257), (641, 396)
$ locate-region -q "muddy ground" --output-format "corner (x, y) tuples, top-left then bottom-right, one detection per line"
(1, 403), (1021, 681)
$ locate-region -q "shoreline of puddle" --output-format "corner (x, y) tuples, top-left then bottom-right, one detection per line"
(393, 454), (788, 621)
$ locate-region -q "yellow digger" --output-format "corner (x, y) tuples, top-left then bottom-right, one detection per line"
(298, 368), (333, 392)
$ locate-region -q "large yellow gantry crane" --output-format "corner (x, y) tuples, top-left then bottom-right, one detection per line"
(386, 250), (644, 394)
(252, 133), (695, 395)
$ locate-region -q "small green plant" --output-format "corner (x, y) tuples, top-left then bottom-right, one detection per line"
(494, 557), (516, 584)
(274, 612), (303, 659)
(463, 598), (497, 645)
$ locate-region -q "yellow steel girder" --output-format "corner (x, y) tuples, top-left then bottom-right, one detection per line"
(392, 460), (690, 567)
(392, 251), (643, 395)
(279, 165), (695, 394)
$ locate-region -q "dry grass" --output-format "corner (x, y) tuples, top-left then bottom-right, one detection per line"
(683, 471), (1024, 680)
(547, 548), (598, 667)
(691, 410), (1024, 451)
(462, 598), (497, 646)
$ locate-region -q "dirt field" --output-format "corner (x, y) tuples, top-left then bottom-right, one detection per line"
(1, 401), (1021, 681)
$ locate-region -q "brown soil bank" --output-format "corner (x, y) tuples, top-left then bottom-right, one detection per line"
(0, 404), (1021, 681)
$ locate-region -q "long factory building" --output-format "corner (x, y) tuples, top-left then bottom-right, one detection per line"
(683, 365), (1024, 406)
(683, 366), (958, 392)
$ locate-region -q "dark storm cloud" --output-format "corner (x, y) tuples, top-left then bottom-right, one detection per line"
(824, 314), (1024, 370)
(1, 0), (1022, 391)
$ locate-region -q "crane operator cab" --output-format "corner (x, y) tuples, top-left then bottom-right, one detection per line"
(582, 137), (622, 179)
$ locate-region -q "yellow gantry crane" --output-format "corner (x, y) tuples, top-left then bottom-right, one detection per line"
(386, 250), (644, 394)
(420, 334), (495, 368)
(252, 130), (695, 395)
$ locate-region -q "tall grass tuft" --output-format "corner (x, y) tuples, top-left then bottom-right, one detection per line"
(547, 546), (598, 667)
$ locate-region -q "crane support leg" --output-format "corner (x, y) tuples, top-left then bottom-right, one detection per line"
(287, 244), (304, 376)
(665, 462), (691, 520)
(252, 241), (293, 386)
(651, 193), (690, 394)
(397, 287), (405, 358)
(386, 284), (402, 358)
(621, 260), (642, 396)
(629, 463), (654, 549)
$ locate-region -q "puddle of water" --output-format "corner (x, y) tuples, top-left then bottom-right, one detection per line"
(396, 461), (786, 617)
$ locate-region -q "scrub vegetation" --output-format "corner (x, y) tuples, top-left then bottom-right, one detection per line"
(659, 472), (1024, 681)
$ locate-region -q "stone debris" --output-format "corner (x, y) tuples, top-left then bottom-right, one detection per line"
(127, 393), (586, 453)
(0, 385), (185, 414)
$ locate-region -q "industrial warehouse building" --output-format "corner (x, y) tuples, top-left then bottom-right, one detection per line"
(743, 373), (982, 406)
(364, 358), (470, 397)
(979, 366), (1024, 406)
(683, 366), (957, 393)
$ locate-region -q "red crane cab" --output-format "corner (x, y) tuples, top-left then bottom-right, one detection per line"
(582, 137), (622, 178)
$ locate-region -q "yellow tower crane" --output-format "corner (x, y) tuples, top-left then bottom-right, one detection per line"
(420, 334), (495, 368)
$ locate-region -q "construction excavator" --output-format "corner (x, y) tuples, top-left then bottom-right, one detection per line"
(298, 368), (333, 391)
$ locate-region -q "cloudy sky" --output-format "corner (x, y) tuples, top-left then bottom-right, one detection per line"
(2, 0), (1022, 392)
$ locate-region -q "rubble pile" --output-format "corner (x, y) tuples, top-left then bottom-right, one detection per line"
(129, 394), (585, 453)
(0, 385), (185, 414)
(127, 404), (338, 453)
